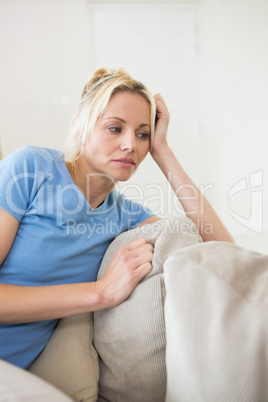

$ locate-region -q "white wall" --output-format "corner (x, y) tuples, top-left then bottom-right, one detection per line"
(0, 0), (91, 155)
(198, 0), (268, 250)
(0, 0), (267, 252)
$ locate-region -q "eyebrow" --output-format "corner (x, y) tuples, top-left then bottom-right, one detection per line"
(104, 116), (151, 129)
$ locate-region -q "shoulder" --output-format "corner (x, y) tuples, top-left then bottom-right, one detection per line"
(0, 146), (65, 188)
(1, 145), (33, 163)
(0, 146), (63, 220)
(1, 145), (59, 167)
(0, 146), (36, 176)
(25, 145), (60, 163)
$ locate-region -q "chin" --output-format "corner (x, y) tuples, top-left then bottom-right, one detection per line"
(113, 171), (136, 182)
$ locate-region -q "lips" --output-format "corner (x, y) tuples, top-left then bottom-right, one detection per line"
(112, 158), (136, 168)
(113, 158), (136, 164)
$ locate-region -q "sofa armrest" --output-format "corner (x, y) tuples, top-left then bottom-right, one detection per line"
(0, 358), (73, 401)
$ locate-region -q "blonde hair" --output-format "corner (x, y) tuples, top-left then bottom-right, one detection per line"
(63, 67), (155, 166)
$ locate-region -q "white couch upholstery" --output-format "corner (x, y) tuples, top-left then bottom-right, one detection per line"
(164, 241), (268, 402)
(28, 217), (268, 402)
(0, 358), (73, 401)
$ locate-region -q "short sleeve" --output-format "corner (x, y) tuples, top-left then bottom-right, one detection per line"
(0, 147), (36, 221)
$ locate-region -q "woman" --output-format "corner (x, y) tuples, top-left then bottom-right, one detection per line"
(0, 67), (234, 369)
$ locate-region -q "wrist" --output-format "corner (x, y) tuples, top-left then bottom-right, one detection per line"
(151, 144), (173, 164)
(75, 282), (106, 313)
(88, 281), (105, 311)
(91, 280), (116, 311)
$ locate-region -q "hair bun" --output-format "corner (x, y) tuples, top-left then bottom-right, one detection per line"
(90, 67), (112, 81)
(90, 67), (129, 82)
(82, 67), (129, 97)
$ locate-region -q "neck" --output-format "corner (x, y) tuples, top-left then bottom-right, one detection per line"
(66, 160), (116, 209)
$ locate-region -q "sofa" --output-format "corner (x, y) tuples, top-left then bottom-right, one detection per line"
(0, 358), (73, 401)
(27, 216), (268, 402)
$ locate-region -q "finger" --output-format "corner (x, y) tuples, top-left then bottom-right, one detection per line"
(132, 250), (154, 268)
(129, 243), (154, 259)
(133, 262), (153, 283)
(154, 93), (168, 110)
(155, 100), (169, 117)
(154, 93), (164, 102)
(126, 237), (149, 250)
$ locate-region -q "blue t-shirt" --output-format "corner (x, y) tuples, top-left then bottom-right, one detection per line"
(0, 145), (154, 369)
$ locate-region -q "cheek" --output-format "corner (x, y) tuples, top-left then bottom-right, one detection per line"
(87, 134), (109, 152)
(139, 145), (150, 161)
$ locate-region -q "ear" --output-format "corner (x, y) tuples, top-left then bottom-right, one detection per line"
(74, 131), (90, 147)
(74, 132), (81, 145)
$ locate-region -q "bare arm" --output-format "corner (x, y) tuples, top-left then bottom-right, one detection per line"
(150, 94), (235, 243)
(0, 208), (153, 324)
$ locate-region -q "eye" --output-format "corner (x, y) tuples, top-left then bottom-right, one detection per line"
(108, 126), (121, 133)
(136, 132), (150, 140)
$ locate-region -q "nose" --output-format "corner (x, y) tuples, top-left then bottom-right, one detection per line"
(120, 132), (136, 152)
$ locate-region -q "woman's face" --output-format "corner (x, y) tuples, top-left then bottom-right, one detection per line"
(80, 91), (151, 182)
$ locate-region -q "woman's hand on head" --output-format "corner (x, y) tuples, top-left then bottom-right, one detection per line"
(94, 237), (153, 309)
(150, 93), (170, 159)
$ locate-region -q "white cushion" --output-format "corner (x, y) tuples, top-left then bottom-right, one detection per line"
(0, 358), (73, 401)
(164, 241), (268, 402)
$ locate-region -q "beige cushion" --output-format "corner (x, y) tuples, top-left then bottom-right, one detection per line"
(164, 241), (268, 402)
(93, 216), (202, 402)
(29, 313), (99, 402)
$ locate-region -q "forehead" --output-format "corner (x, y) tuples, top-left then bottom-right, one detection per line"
(103, 91), (151, 120)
